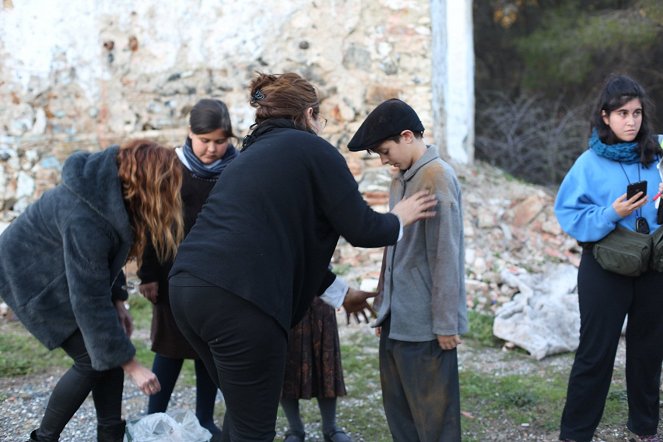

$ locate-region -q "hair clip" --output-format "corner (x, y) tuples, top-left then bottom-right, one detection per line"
(251, 89), (265, 103)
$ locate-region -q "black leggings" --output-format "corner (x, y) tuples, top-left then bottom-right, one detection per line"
(169, 274), (287, 441)
(36, 330), (124, 441)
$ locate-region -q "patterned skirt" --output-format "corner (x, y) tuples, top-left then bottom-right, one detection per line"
(281, 297), (347, 399)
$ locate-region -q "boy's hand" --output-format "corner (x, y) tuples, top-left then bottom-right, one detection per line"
(437, 334), (461, 350)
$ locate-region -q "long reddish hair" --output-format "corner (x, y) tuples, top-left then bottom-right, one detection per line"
(117, 139), (184, 267)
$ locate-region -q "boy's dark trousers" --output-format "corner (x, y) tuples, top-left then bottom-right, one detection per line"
(559, 250), (663, 441)
(379, 316), (461, 442)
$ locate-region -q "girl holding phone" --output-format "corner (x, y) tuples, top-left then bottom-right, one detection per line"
(554, 74), (663, 442)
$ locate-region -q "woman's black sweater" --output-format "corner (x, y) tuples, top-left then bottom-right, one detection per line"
(170, 121), (399, 330)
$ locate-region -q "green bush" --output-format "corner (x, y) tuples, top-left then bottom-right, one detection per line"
(465, 310), (503, 348)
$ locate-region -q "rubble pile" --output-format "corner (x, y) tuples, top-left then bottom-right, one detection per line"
(338, 153), (579, 308)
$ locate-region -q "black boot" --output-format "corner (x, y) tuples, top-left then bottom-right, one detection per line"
(97, 420), (126, 442)
(25, 430), (39, 442)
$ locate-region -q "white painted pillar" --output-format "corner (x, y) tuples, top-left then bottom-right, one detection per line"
(430, 0), (475, 164)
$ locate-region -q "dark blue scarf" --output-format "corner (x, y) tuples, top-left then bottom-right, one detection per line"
(589, 129), (639, 164)
(182, 138), (238, 178)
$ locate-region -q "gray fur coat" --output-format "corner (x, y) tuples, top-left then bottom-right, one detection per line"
(0, 145), (136, 370)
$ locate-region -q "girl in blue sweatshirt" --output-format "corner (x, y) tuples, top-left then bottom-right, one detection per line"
(555, 74), (663, 442)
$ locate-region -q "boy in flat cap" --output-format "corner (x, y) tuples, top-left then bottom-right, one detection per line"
(349, 98), (467, 441)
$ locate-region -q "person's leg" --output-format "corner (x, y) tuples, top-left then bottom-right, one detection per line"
(318, 397), (352, 441)
(559, 251), (632, 442)
(169, 279), (221, 390)
(317, 397), (337, 434)
(207, 294), (287, 441)
(170, 279), (287, 441)
(90, 365), (125, 441)
(379, 317), (420, 442)
(147, 354), (184, 414)
(280, 398), (305, 436)
(91, 366), (124, 426)
(36, 330), (124, 442)
(625, 270), (663, 437)
(170, 278), (226, 441)
(194, 358), (222, 436)
(393, 340), (460, 442)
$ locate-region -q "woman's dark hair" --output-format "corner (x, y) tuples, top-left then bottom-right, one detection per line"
(189, 99), (235, 138)
(248, 72), (320, 131)
(591, 74), (660, 165)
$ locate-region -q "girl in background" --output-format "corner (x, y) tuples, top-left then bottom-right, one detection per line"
(138, 99), (238, 442)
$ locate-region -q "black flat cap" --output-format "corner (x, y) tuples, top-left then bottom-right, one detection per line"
(348, 98), (424, 151)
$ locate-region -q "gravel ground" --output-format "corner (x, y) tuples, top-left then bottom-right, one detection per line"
(0, 321), (210, 442)
(0, 369), (204, 441)
(0, 323), (656, 442)
(0, 371), (215, 442)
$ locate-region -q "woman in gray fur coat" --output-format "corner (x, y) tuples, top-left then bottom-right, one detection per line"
(0, 140), (185, 442)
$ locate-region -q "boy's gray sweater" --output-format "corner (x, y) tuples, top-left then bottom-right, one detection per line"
(374, 145), (468, 341)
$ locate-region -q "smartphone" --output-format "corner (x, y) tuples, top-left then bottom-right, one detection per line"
(627, 180), (647, 201)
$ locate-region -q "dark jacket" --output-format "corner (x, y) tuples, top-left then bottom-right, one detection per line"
(0, 146), (136, 370)
(138, 163), (219, 358)
(169, 120), (400, 331)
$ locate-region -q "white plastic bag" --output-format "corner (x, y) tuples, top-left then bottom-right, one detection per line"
(124, 409), (213, 442)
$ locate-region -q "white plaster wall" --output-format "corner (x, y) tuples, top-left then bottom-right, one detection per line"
(445, 0), (474, 163)
(430, 0), (447, 159)
(0, 1), (301, 96)
(431, 0), (474, 163)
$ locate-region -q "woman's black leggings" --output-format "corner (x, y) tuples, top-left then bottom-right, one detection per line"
(35, 329), (124, 441)
(170, 274), (287, 441)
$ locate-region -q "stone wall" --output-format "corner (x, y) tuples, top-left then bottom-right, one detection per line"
(0, 0), (465, 215)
